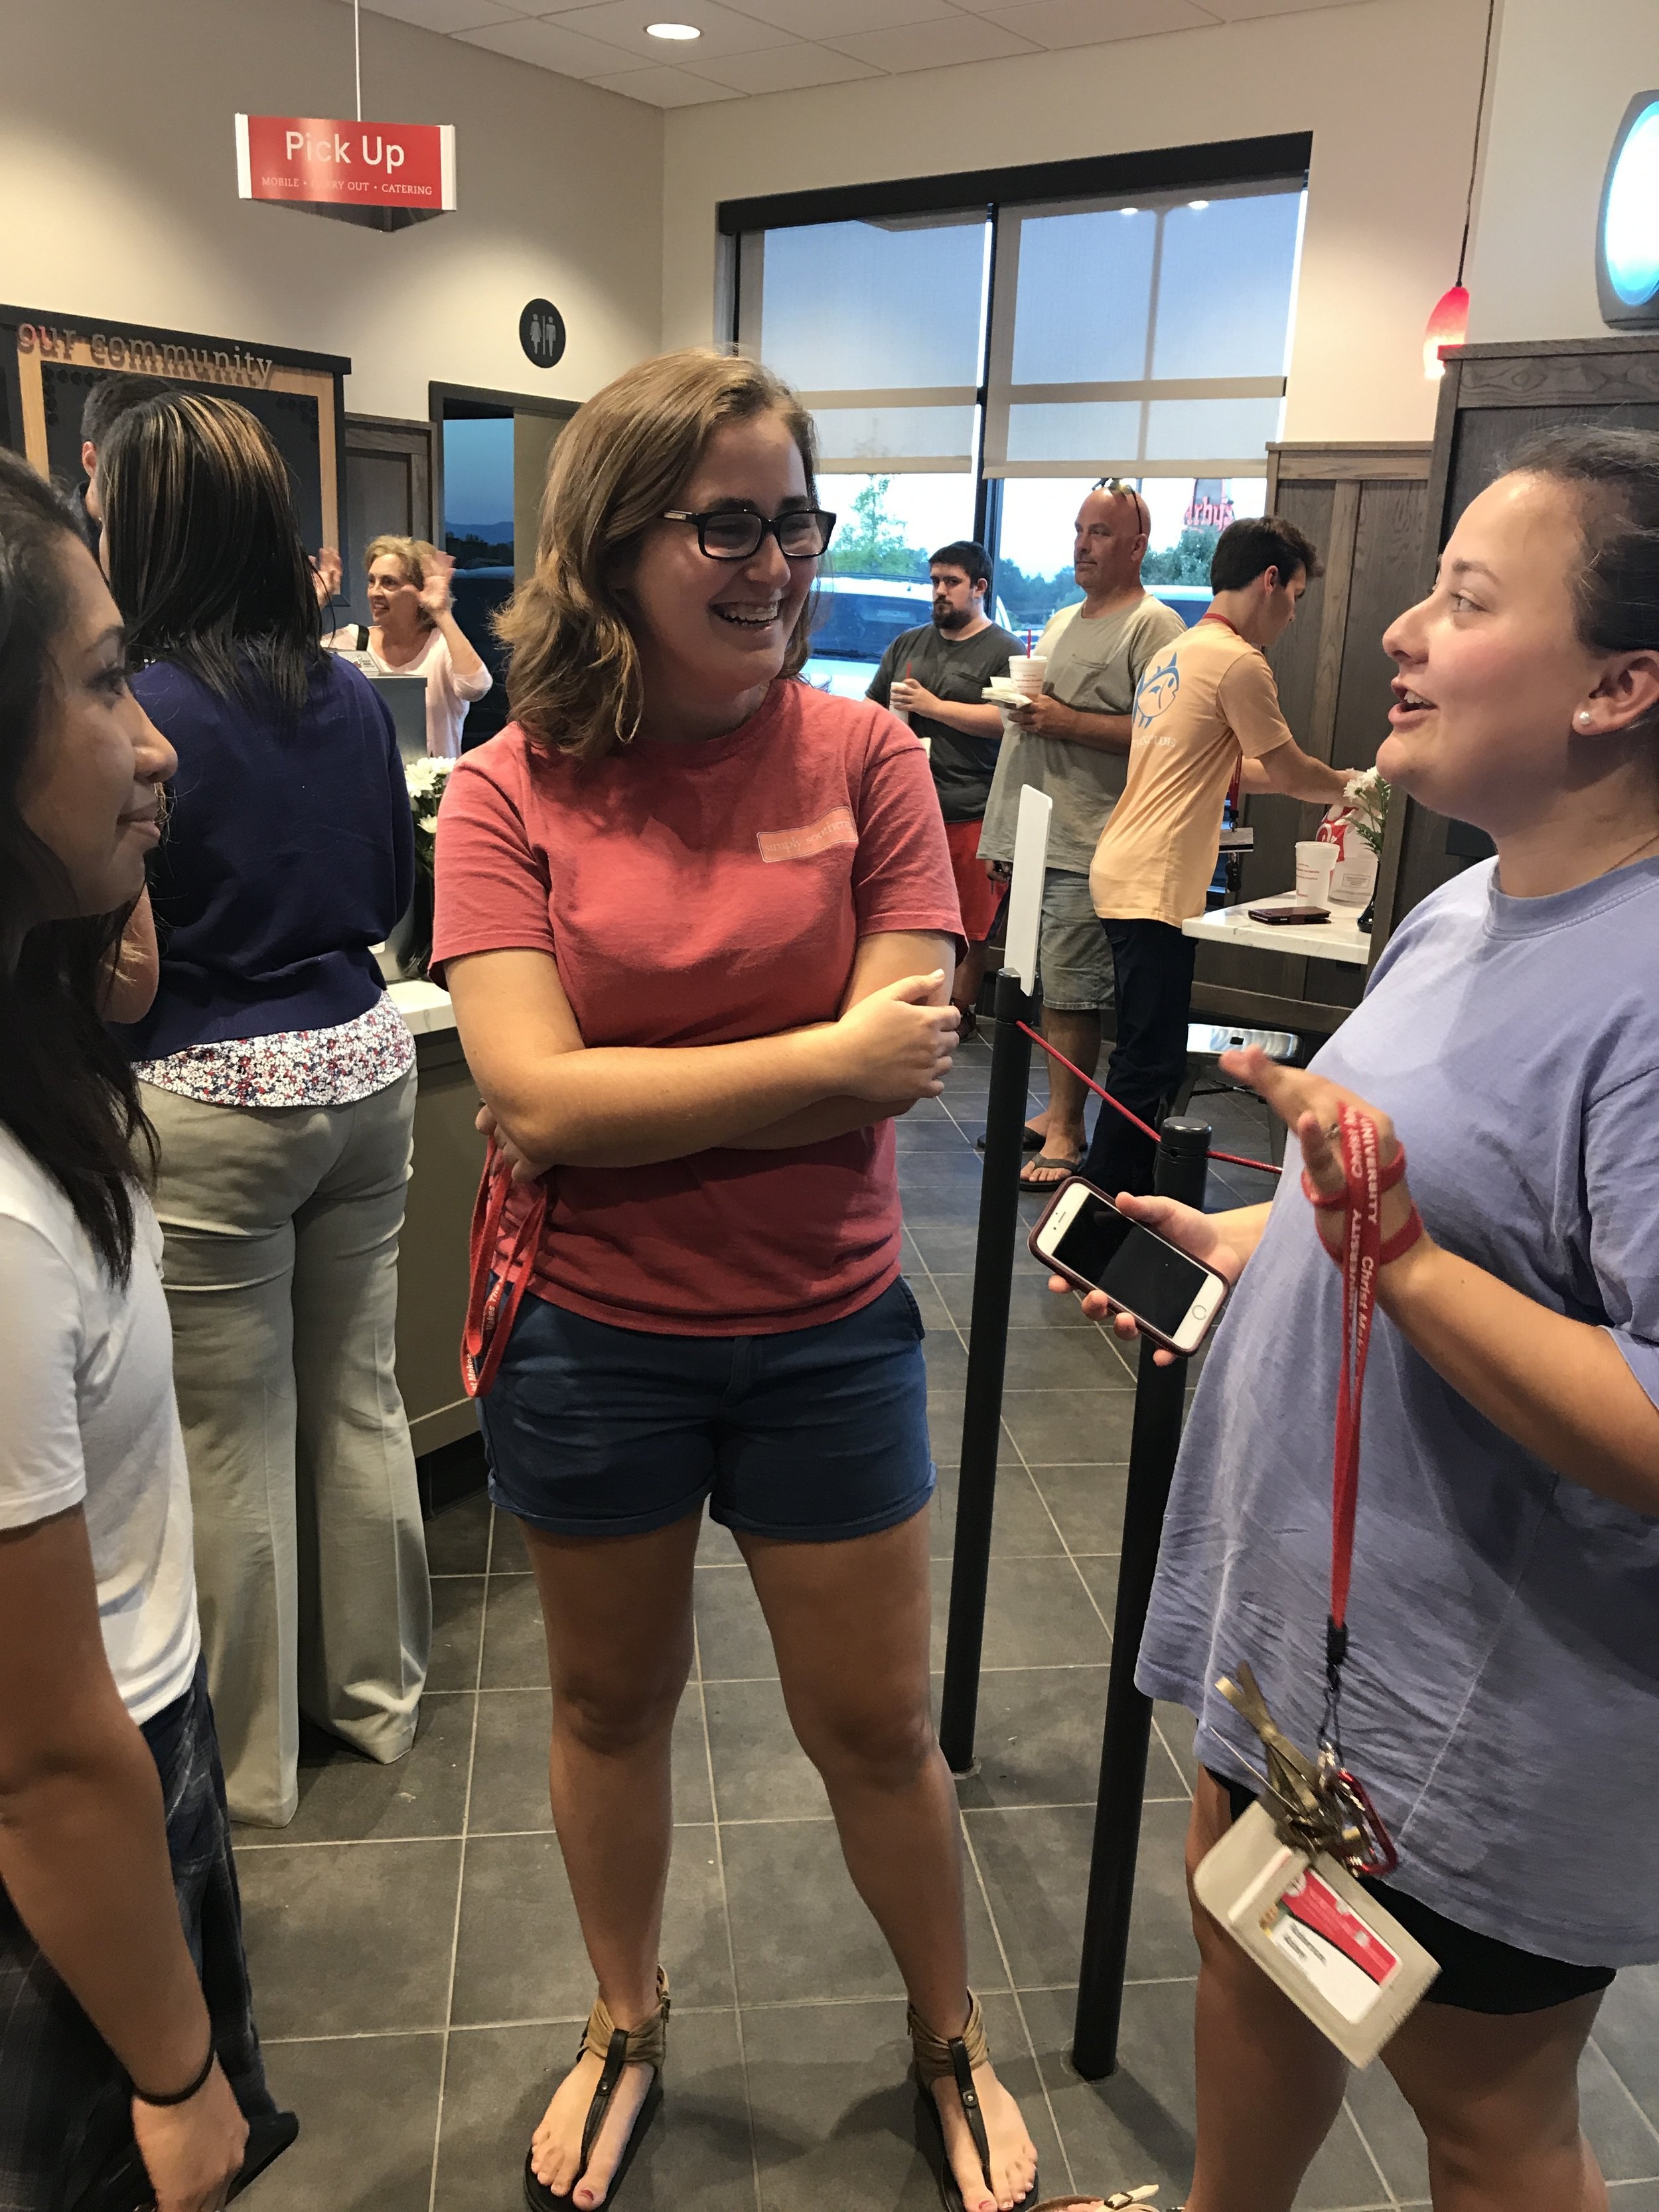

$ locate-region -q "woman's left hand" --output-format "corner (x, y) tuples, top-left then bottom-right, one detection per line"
(417, 548), (457, 621)
(1218, 1045), (1420, 1262)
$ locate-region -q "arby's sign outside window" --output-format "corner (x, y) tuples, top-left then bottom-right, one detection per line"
(234, 114), (456, 214)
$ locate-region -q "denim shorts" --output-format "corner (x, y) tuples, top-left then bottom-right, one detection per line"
(479, 1275), (935, 1542)
(1039, 865), (1115, 1013)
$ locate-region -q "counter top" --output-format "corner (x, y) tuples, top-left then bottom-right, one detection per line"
(1182, 891), (1371, 967)
(388, 978), (458, 1035)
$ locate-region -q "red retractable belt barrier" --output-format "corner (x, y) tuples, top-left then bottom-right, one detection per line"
(1015, 1021), (1280, 1177)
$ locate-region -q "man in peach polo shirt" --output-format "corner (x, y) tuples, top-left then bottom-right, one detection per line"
(1082, 516), (1354, 1194)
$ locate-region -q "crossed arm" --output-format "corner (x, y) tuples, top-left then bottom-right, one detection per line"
(445, 929), (958, 1177)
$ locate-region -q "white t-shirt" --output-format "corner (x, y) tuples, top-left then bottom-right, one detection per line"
(326, 625), (492, 759)
(0, 1128), (200, 1725)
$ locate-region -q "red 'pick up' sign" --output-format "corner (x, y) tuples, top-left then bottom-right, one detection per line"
(234, 114), (456, 212)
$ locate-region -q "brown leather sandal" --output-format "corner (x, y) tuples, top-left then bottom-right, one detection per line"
(910, 1992), (1039, 2212)
(524, 1969), (669, 2211)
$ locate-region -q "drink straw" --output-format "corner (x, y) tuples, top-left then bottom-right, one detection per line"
(1026, 628), (1032, 653)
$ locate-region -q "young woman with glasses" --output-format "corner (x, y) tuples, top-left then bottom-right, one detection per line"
(433, 350), (1076, 2212)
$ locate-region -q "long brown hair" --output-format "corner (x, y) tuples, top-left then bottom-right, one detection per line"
(102, 390), (322, 717)
(497, 350), (818, 763)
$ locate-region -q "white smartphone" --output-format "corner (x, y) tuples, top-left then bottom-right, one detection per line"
(1028, 1176), (1229, 1355)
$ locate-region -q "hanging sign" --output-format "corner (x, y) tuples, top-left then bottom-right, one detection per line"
(234, 114), (457, 214)
(1597, 92), (1659, 327)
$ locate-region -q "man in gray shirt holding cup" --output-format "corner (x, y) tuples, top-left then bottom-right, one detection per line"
(978, 481), (1185, 1187)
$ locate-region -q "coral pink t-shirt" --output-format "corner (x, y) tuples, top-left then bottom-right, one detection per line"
(431, 678), (962, 1335)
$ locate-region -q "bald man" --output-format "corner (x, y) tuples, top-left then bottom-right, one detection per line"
(978, 482), (1185, 1186)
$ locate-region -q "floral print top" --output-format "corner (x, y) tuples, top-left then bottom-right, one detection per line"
(135, 994), (415, 1109)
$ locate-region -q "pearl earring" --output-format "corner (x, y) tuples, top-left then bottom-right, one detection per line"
(1577, 710), (1593, 725)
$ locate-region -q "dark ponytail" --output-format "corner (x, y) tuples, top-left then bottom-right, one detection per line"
(1511, 425), (1659, 658)
(0, 448), (151, 1284)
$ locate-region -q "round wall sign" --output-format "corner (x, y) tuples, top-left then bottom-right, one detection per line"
(519, 298), (567, 370)
(1597, 93), (1659, 326)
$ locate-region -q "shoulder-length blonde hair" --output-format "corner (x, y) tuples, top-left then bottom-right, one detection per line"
(497, 349), (818, 763)
(366, 534), (443, 627)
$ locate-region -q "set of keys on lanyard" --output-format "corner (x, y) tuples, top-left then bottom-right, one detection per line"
(1220, 1104), (1424, 1879)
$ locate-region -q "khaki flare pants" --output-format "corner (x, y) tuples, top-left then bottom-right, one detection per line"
(141, 1072), (431, 1828)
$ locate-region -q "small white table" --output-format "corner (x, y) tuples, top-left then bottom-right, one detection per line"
(1182, 891), (1371, 967)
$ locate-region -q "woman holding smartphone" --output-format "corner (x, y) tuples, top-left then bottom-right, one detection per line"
(433, 350), (1076, 2212)
(0, 451), (273, 2208)
(1061, 428), (1659, 2211)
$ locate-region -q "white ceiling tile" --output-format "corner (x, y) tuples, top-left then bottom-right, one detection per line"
(974, 0), (1217, 46)
(823, 13), (1043, 68)
(540, 0), (794, 63)
(358, 0), (530, 30)
(685, 41), (884, 90)
(454, 11), (638, 68)
(716, 0), (961, 33)
(589, 61), (747, 100)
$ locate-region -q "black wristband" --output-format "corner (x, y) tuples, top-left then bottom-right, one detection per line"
(131, 2038), (216, 2108)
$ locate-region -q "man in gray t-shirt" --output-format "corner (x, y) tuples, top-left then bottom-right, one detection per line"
(977, 484), (1185, 1185)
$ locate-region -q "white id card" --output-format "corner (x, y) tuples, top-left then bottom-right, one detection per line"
(1193, 1802), (1440, 2066)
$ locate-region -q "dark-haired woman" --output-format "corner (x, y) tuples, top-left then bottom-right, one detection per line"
(1062, 429), (1659, 2211)
(101, 392), (430, 1830)
(0, 448), (273, 2207)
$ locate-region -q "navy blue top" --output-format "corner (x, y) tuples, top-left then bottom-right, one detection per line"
(115, 655), (415, 1059)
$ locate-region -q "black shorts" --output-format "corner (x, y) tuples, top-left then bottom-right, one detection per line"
(1210, 1770), (1616, 2016)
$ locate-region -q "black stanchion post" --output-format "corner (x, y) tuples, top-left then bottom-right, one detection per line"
(1071, 1116), (1212, 2079)
(938, 967), (1034, 1776)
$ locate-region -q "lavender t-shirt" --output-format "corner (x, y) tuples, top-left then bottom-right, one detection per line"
(1137, 855), (1659, 1966)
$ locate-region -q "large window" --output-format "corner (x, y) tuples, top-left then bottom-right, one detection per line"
(731, 157), (1304, 680)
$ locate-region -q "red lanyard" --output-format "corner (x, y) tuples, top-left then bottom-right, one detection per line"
(460, 1142), (548, 1400)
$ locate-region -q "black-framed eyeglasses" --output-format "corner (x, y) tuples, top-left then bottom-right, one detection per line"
(661, 506), (837, 561)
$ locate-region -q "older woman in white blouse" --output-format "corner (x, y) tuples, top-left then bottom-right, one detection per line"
(328, 534), (491, 758)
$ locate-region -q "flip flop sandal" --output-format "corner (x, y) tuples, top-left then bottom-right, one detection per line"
(1018, 1155), (1080, 1191)
(1031, 2193), (1161, 2209)
(977, 1127), (1045, 1153)
(911, 1993), (1040, 2212)
(524, 1970), (669, 2212)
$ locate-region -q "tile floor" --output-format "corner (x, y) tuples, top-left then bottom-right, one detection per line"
(237, 1033), (1659, 2211)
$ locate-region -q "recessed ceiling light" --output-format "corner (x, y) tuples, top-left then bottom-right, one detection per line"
(1187, 199), (1210, 210)
(646, 19), (701, 35)
(1120, 206), (1139, 217)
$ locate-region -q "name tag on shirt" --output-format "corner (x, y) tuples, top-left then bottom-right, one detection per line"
(757, 808), (859, 863)
(1194, 1801), (1439, 2065)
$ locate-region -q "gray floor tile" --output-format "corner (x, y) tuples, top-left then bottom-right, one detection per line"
(1596, 1966), (1659, 2132)
(904, 1219), (1046, 1274)
(902, 1268), (954, 1327)
(695, 1562), (778, 1682)
(477, 1569), (552, 1689)
(895, 1118), (978, 1153)
(427, 1574), (486, 1692)
(931, 1270), (1096, 1331)
(966, 1797), (1196, 1990)
(947, 1664), (1110, 1811)
(237, 1838), (461, 2038)
(704, 1676), (827, 1824)
(1017, 1980), (1395, 2210)
(1003, 1330), (1137, 1390)
(425, 1488), (493, 1576)
(467, 1683), (714, 1835)
(249, 1696), (474, 1845)
(435, 2011), (755, 2212)
(1031, 1465), (1129, 1553)
(929, 1461), (1066, 1560)
(696, 1507), (744, 1563)
(928, 1554), (1111, 1672)
(1606, 2185), (1659, 2207)
(451, 1825), (733, 2025)
(253, 2032), (444, 2212)
(721, 1818), (1008, 2008)
(1152, 1702), (1200, 1793)
(1002, 1388), (1139, 1464)
(746, 1991), (1061, 2212)
(1074, 1551), (1121, 1626)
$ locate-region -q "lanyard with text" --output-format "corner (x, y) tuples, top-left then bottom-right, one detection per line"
(460, 1141), (548, 1400)
(1219, 1104), (1423, 1878)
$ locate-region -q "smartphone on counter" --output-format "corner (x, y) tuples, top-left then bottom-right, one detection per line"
(1028, 1177), (1229, 1355)
(1246, 903), (1331, 925)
